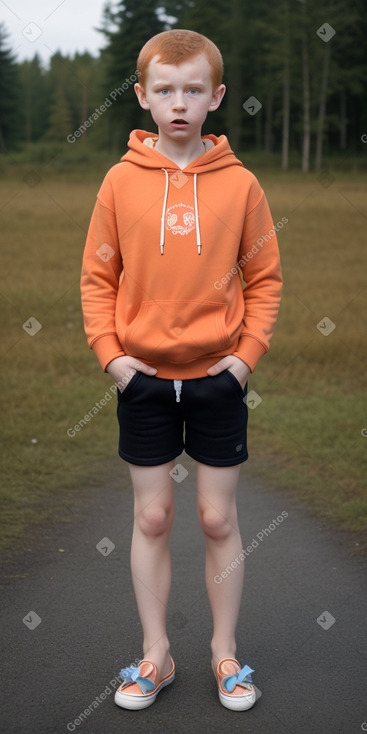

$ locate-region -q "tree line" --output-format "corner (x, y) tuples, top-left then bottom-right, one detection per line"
(0, 0), (366, 170)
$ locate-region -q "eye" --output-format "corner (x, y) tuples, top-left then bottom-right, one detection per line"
(188, 89), (200, 94)
(159, 89), (170, 95)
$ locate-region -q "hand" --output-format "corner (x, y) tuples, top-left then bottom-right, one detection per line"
(106, 355), (157, 392)
(207, 355), (251, 390)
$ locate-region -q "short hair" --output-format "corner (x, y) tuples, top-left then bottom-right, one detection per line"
(137, 29), (223, 90)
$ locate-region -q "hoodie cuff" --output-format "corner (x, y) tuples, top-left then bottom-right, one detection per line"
(233, 336), (267, 373)
(90, 334), (126, 372)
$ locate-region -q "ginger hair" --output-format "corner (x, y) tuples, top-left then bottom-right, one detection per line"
(137, 29), (223, 90)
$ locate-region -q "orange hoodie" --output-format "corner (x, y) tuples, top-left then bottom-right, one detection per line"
(81, 130), (282, 379)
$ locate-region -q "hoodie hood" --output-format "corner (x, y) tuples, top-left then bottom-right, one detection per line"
(119, 130), (243, 255)
(121, 129), (244, 173)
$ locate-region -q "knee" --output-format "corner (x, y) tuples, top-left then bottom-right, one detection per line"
(137, 504), (173, 538)
(199, 508), (234, 541)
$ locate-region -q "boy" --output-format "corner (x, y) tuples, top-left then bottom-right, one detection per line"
(81, 29), (282, 712)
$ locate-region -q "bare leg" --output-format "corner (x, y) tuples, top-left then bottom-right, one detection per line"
(128, 460), (175, 680)
(196, 462), (244, 672)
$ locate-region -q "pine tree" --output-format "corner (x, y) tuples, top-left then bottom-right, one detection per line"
(98, 0), (165, 150)
(252, 0), (294, 167)
(43, 52), (74, 142)
(19, 55), (47, 143)
(67, 53), (101, 143)
(44, 83), (73, 141)
(310, 0), (363, 168)
(321, 0), (366, 154)
(0, 23), (22, 151)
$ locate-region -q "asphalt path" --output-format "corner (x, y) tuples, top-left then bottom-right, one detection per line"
(1, 453), (367, 734)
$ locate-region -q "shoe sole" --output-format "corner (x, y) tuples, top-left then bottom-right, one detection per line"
(114, 670), (175, 710)
(218, 686), (256, 711)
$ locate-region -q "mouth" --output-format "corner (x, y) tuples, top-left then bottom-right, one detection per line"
(171, 119), (188, 126)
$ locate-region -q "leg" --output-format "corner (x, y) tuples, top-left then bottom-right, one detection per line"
(196, 462), (244, 671)
(128, 460), (175, 680)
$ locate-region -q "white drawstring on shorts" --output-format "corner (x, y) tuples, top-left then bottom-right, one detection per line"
(173, 380), (182, 402)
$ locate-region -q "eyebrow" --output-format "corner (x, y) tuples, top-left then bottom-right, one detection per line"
(151, 81), (206, 88)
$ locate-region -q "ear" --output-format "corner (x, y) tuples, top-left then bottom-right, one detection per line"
(208, 84), (226, 112)
(134, 83), (150, 110)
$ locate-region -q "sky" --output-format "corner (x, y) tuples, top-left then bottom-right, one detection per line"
(0, 0), (112, 66)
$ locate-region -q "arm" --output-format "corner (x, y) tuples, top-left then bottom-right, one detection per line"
(233, 189), (283, 369)
(208, 186), (282, 385)
(80, 183), (156, 384)
(81, 182), (125, 370)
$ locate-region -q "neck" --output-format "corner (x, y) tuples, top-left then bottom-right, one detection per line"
(154, 131), (206, 169)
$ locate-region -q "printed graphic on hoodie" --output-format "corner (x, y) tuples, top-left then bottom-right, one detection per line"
(166, 203), (196, 236)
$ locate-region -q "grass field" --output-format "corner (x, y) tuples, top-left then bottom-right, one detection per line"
(1, 160), (366, 554)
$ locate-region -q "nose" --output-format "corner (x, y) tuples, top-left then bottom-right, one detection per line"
(172, 93), (186, 111)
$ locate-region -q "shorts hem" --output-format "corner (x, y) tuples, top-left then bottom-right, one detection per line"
(118, 447), (184, 467)
(185, 448), (249, 467)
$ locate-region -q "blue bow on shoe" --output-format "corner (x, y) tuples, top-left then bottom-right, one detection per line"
(119, 664), (156, 694)
(222, 664), (254, 693)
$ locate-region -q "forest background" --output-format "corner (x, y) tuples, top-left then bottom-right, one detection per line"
(1, 0), (367, 171)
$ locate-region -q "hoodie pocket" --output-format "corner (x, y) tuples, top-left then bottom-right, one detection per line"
(125, 300), (232, 364)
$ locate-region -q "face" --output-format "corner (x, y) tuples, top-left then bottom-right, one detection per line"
(135, 53), (225, 141)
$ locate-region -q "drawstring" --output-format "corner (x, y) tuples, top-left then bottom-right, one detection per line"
(193, 173), (201, 255)
(160, 169), (170, 255)
(160, 169), (202, 256)
(173, 380), (182, 402)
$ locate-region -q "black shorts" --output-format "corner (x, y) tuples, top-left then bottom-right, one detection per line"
(117, 371), (248, 467)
